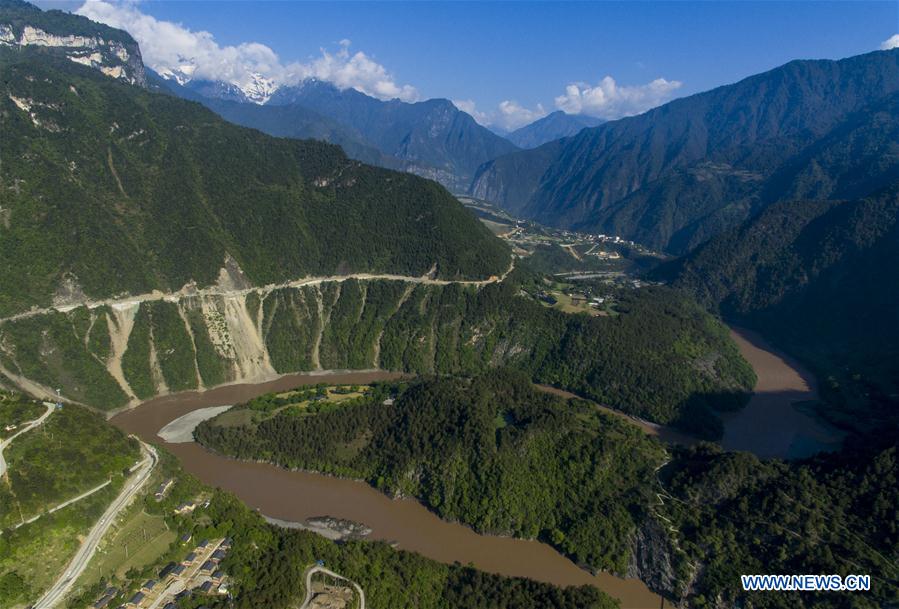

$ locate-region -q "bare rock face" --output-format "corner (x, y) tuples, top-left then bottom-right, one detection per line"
(216, 254), (253, 292)
(52, 272), (87, 308)
(1, 10), (147, 87)
(627, 516), (680, 601)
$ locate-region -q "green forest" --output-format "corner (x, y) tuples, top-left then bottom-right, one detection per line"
(0, 399), (139, 529)
(254, 278), (756, 436)
(0, 47), (509, 317)
(0, 394), (139, 606)
(660, 439), (899, 608)
(661, 188), (899, 435)
(196, 371), (667, 574)
(0, 277), (754, 436)
(195, 377), (899, 609)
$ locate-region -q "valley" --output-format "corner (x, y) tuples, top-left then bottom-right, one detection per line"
(103, 326), (860, 609)
(2, 2), (897, 608)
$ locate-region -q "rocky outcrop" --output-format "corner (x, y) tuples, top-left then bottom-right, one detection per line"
(1, 7), (146, 86)
(626, 516), (680, 601)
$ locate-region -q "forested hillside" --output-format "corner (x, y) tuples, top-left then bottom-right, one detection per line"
(660, 440), (898, 609)
(0, 49), (509, 317)
(196, 372), (667, 575)
(0, 0), (145, 86)
(196, 373), (899, 609)
(0, 277), (753, 437)
(661, 186), (899, 433)
(471, 49), (899, 253)
(146, 70), (410, 172)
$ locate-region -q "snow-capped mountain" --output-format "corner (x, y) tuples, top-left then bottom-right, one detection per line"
(240, 72), (277, 104)
(155, 60), (277, 104)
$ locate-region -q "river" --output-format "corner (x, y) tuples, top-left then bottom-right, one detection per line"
(721, 328), (845, 459)
(109, 330), (841, 609)
(111, 370), (664, 609)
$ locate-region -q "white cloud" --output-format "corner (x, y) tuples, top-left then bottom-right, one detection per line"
(75, 0), (418, 101)
(452, 99), (546, 131)
(554, 76), (682, 119)
(452, 99), (490, 125)
(495, 100), (546, 131)
(881, 34), (899, 50)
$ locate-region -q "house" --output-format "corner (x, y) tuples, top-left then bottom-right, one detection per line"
(92, 587), (118, 609)
(211, 549), (226, 560)
(154, 479), (174, 501)
(198, 581), (214, 594)
(172, 564), (187, 576)
(201, 560), (215, 572)
(141, 580), (157, 592)
(179, 532), (192, 544)
(159, 563), (177, 578)
(127, 591), (144, 606)
(174, 502), (196, 515)
(183, 552), (197, 564)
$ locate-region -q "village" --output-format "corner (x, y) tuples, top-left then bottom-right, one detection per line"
(91, 536), (231, 609)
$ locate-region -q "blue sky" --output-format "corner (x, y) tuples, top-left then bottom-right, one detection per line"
(40, 1), (899, 129)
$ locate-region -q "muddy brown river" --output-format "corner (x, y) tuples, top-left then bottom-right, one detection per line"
(722, 329), (845, 459)
(111, 331), (843, 609)
(112, 371), (664, 609)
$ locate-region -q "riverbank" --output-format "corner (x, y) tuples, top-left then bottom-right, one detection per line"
(111, 373), (663, 609)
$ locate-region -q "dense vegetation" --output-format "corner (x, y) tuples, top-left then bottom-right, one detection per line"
(198, 378), (899, 609)
(659, 439), (899, 608)
(0, 394), (138, 607)
(0, 309), (128, 408)
(662, 187), (899, 435)
(0, 393), (42, 438)
(0, 48), (509, 317)
(0, 0), (135, 43)
(0, 278), (753, 435)
(0, 400), (138, 529)
(257, 279), (754, 436)
(197, 371), (666, 574)
(472, 49), (899, 253)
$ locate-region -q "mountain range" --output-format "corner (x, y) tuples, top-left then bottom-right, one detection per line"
(151, 69), (519, 192)
(471, 49), (899, 253)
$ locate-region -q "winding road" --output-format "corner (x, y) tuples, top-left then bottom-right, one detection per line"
(0, 258), (515, 325)
(300, 566), (365, 609)
(0, 401), (55, 478)
(33, 440), (158, 609)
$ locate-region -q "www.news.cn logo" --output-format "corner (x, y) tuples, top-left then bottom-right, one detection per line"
(741, 574), (871, 592)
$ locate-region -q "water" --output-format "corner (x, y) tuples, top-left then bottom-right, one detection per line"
(722, 328), (845, 459)
(111, 370), (663, 609)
